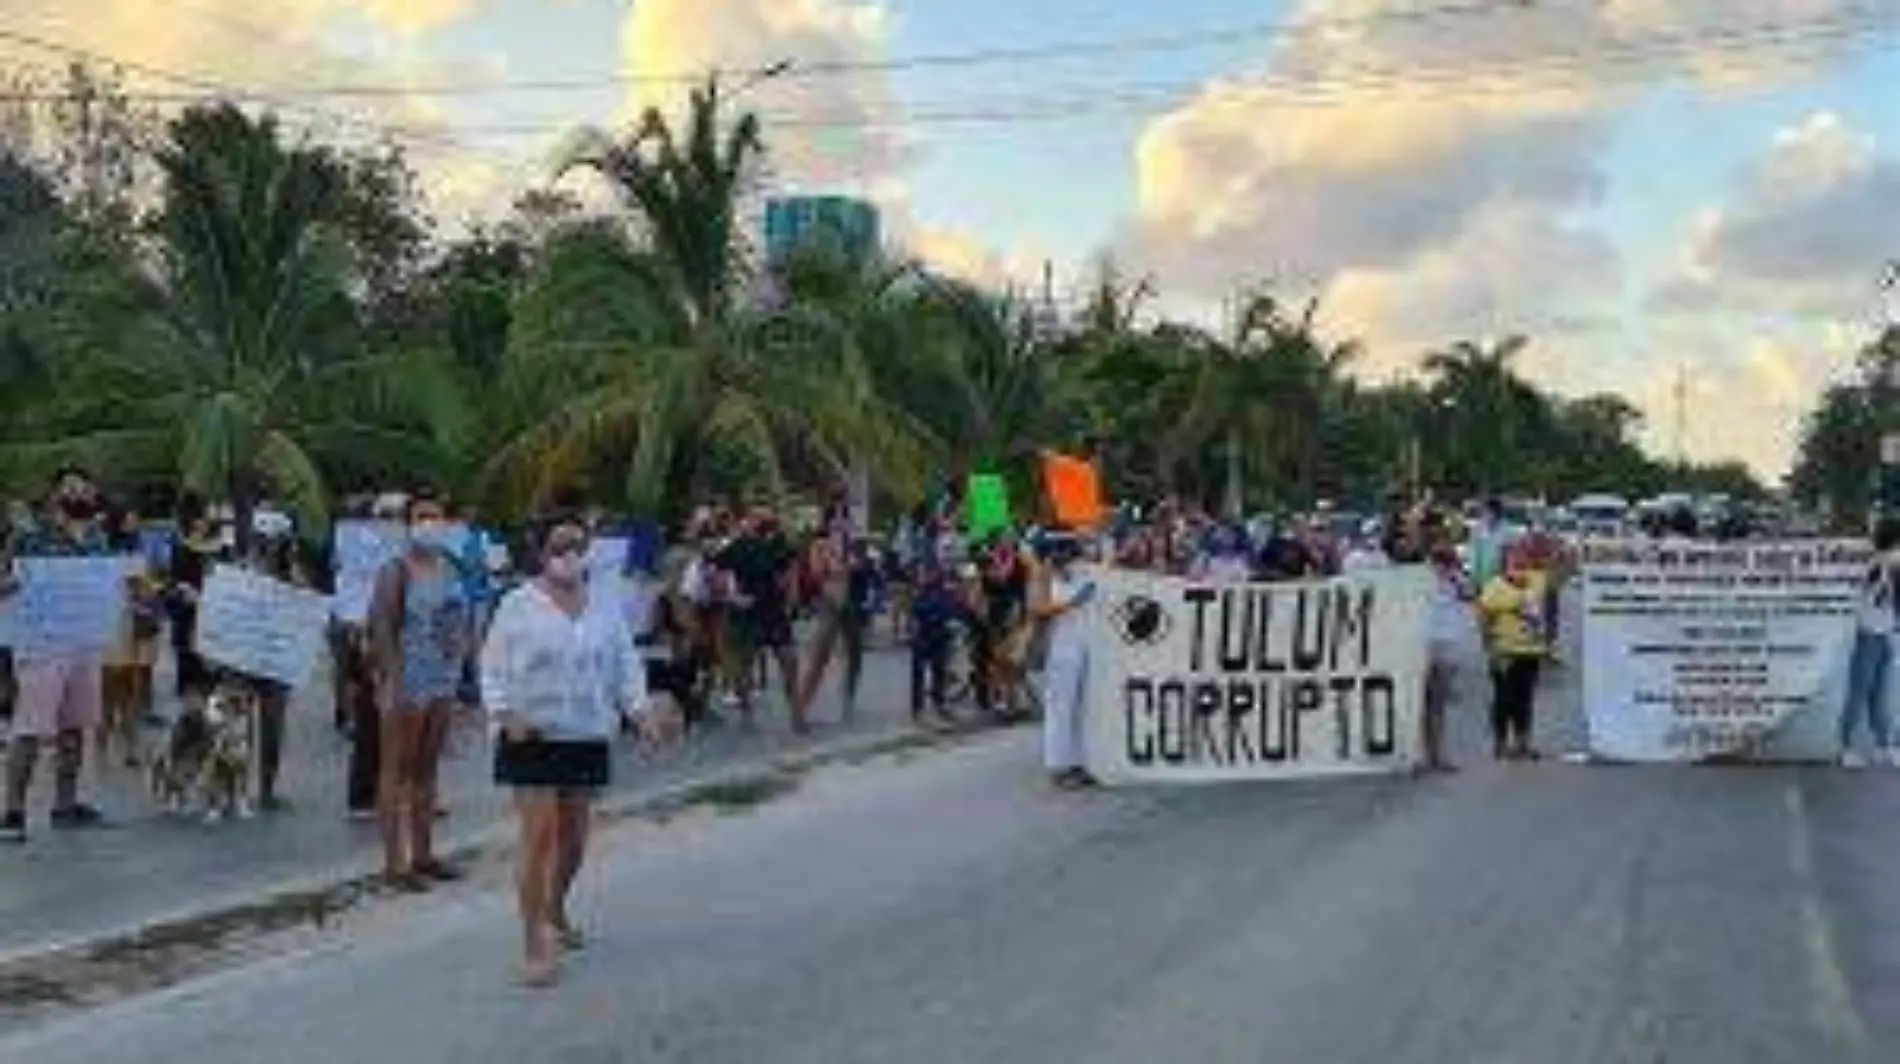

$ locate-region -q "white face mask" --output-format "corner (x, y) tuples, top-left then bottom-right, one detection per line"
(544, 553), (585, 584)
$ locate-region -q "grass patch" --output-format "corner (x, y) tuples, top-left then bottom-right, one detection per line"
(686, 773), (801, 814)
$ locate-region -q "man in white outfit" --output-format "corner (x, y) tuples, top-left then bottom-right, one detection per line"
(1034, 531), (1098, 790)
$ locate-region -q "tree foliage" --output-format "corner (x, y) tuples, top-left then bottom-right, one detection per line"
(0, 66), (1767, 530)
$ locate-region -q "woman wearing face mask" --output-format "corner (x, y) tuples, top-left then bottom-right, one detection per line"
(1033, 530), (1099, 789)
(367, 489), (472, 891)
(483, 511), (676, 987)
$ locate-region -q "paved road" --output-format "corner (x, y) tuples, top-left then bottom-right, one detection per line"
(7, 619), (1898, 1064)
(0, 626), (928, 959)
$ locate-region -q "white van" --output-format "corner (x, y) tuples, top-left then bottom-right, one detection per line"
(1569, 493), (1630, 538)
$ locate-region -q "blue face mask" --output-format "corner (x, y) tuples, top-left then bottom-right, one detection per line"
(410, 522), (453, 552)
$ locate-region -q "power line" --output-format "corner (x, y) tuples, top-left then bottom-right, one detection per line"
(765, 8), (1897, 128)
(424, 9), (1899, 141)
(0, 0), (1553, 101)
(0, 24), (461, 147)
(0, 3), (1890, 150)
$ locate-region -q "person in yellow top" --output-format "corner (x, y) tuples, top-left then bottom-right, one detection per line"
(1478, 542), (1551, 760)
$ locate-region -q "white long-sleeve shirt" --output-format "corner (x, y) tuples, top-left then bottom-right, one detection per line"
(481, 582), (647, 741)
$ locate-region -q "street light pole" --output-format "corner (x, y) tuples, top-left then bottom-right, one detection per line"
(1872, 262), (1900, 523)
(735, 58), (795, 95)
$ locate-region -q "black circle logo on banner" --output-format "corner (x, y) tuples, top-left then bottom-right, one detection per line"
(1111, 594), (1170, 646)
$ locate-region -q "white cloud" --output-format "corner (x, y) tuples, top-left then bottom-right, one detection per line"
(1318, 203), (1624, 374)
(1669, 111), (1900, 318)
(616, 0), (911, 193)
(1620, 319), (1862, 477)
(0, 0), (525, 231)
(341, 0), (483, 38)
(1115, 0), (1893, 478)
(1123, 0), (1884, 304)
(1630, 108), (1900, 476)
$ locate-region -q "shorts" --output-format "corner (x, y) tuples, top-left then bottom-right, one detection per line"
(10, 655), (104, 740)
(0, 648), (15, 721)
(494, 736), (610, 797)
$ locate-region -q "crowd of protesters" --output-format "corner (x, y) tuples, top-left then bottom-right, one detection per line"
(0, 471), (1600, 839)
(9, 459), (1794, 986)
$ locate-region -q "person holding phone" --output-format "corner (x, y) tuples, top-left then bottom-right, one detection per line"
(1033, 530), (1098, 790)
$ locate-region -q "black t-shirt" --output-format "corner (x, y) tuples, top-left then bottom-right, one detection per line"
(716, 533), (794, 615)
(846, 557), (879, 617)
(982, 555), (1028, 625)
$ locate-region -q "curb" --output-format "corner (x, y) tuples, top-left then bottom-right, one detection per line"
(0, 722), (972, 983)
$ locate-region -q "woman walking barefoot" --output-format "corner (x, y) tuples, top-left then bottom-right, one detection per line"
(481, 511), (680, 988)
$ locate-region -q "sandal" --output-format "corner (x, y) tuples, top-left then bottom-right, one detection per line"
(383, 870), (431, 894)
(415, 859), (464, 883)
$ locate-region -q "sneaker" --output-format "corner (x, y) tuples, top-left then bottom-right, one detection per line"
(1883, 747), (1900, 769)
(1841, 751), (1869, 770)
(49, 803), (108, 829)
(0, 810), (24, 843)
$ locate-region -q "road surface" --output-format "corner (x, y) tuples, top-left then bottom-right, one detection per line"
(4, 647), (1898, 1064)
(0, 627), (925, 959)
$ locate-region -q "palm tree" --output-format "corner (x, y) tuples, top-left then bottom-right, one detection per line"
(1260, 296), (1361, 500)
(1424, 334), (1538, 494)
(903, 276), (1079, 470)
(4, 104), (453, 534)
(488, 78), (917, 519)
(1167, 291), (1359, 512)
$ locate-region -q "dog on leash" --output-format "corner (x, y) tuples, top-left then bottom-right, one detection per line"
(149, 683), (256, 823)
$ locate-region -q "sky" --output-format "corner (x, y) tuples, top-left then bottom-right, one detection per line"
(4, 0), (1899, 480)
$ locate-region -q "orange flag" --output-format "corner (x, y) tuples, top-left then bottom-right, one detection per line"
(1041, 451), (1105, 529)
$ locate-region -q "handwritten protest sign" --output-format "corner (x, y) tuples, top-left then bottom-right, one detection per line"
(196, 565), (333, 686)
(331, 520), (405, 623)
(3, 556), (134, 655)
(585, 537), (633, 618)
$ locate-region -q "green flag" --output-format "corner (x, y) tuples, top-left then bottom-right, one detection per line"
(967, 473), (1010, 535)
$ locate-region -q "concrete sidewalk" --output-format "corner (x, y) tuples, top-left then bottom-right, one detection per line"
(0, 636), (941, 965)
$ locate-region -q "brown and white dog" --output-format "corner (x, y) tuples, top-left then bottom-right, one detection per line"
(148, 683), (256, 823)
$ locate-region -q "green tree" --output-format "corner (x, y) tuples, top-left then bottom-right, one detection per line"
(1424, 334), (1544, 495)
(490, 78), (917, 521)
(4, 105), (451, 534)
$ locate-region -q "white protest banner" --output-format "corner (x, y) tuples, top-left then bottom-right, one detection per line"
(6, 556), (134, 656)
(196, 565), (333, 686)
(587, 537), (629, 579)
(584, 537), (633, 618)
(1579, 538), (1865, 763)
(1083, 565), (1432, 783)
(331, 520), (405, 623)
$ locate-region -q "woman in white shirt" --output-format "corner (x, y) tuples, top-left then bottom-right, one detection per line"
(1422, 540), (1476, 773)
(481, 512), (680, 987)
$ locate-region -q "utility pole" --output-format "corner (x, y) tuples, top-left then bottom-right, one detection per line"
(1221, 292), (1243, 518)
(1672, 361), (1690, 468)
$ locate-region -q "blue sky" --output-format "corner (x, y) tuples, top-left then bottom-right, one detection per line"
(15, 0), (1893, 475)
(401, 0), (1900, 293)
